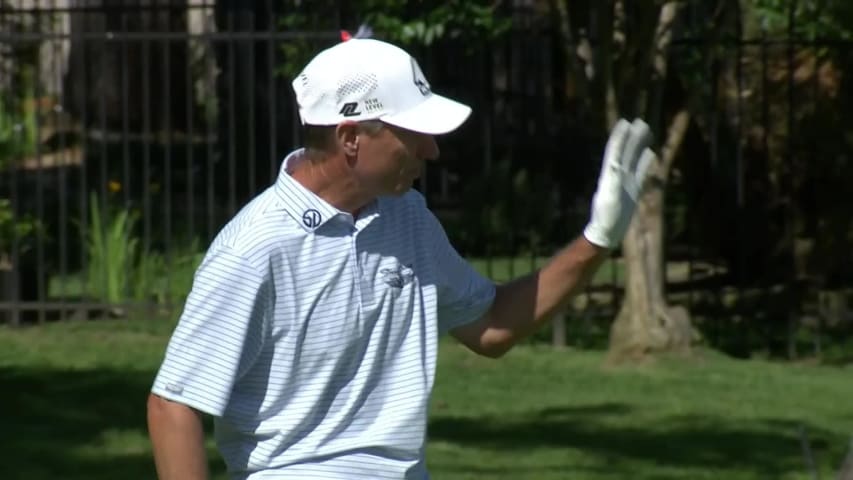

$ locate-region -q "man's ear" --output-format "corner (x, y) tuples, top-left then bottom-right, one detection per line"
(335, 122), (360, 157)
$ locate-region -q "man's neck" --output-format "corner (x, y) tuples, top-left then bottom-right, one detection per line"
(288, 153), (372, 217)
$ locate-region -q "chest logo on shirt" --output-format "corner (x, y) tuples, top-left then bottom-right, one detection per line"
(380, 264), (415, 288)
(302, 209), (322, 228)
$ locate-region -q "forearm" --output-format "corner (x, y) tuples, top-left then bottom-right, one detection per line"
(454, 118), (653, 357)
(147, 393), (209, 480)
(460, 235), (608, 356)
(507, 235), (607, 324)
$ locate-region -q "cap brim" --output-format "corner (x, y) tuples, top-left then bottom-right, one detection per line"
(380, 94), (472, 135)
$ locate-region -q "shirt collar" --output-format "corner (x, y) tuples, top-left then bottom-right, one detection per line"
(274, 149), (347, 233)
(274, 149), (381, 233)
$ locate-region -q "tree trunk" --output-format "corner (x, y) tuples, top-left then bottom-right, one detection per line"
(838, 437), (853, 480)
(553, 1), (702, 358)
(608, 110), (697, 361)
(602, 2), (698, 361)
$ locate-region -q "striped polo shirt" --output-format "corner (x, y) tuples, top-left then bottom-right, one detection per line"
(151, 149), (496, 479)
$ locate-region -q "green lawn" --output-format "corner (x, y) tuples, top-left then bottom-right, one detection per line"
(1, 318), (851, 480)
(468, 256), (624, 285)
(47, 256), (626, 301)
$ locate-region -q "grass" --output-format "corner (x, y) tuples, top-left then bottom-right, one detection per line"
(430, 346), (853, 479)
(1, 318), (851, 479)
(47, 254), (715, 304)
(47, 256), (622, 300)
(468, 256), (624, 285)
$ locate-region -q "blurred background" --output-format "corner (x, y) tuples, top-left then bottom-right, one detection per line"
(2, 0), (852, 360)
(1, 2), (853, 479)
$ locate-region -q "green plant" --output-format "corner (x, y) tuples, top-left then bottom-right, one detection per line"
(362, 1), (511, 47)
(133, 238), (204, 306)
(0, 198), (41, 266)
(84, 193), (139, 304)
(132, 248), (165, 303)
(750, 0), (853, 39)
(0, 76), (39, 169)
(276, 1), (510, 78)
(445, 155), (567, 258)
(82, 193), (205, 308)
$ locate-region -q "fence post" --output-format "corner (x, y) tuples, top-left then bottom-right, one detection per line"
(552, 311), (566, 349)
(798, 424), (818, 480)
(0, 259), (20, 326)
(838, 437), (853, 480)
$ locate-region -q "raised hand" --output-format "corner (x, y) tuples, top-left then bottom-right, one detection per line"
(583, 118), (656, 249)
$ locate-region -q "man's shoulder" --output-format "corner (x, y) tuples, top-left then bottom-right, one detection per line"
(210, 189), (298, 259)
(401, 188), (427, 204)
(381, 189), (430, 216)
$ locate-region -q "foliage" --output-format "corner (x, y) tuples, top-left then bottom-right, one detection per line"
(360, 1), (511, 46)
(134, 238), (204, 306)
(0, 5), (43, 133)
(276, 4), (336, 79)
(0, 198), (41, 259)
(82, 194), (204, 307)
(0, 88), (39, 169)
(667, 0), (853, 283)
(276, 0), (510, 78)
(84, 193), (140, 304)
(447, 157), (567, 257)
(750, 0), (853, 39)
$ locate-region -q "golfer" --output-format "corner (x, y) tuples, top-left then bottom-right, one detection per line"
(147, 37), (654, 480)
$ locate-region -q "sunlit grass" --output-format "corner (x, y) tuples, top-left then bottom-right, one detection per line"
(1, 318), (851, 479)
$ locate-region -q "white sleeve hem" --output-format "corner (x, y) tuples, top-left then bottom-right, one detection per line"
(150, 384), (226, 418)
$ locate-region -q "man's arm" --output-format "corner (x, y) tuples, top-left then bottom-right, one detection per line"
(451, 236), (606, 357)
(146, 246), (270, 478)
(147, 393), (209, 480)
(452, 118), (655, 357)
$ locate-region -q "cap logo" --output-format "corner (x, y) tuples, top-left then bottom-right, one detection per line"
(339, 102), (361, 117)
(365, 98), (383, 113)
(411, 58), (431, 96)
(302, 209), (322, 228)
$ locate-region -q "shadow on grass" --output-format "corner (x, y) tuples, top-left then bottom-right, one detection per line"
(536, 402), (633, 418)
(429, 406), (847, 478)
(0, 366), (227, 480)
(2, 364), (846, 479)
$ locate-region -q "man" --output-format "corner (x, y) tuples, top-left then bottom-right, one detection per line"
(147, 37), (654, 479)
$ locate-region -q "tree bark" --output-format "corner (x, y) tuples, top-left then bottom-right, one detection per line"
(553, 1), (699, 358)
(603, 2), (699, 361)
(608, 110), (697, 360)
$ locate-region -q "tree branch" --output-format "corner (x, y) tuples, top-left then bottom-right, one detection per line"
(624, 2), (659, 117)
(551, 0), (591, 101)
(653, 3), (679, 78)
(643, 2), (681, 126)
(659, 109), (691, 181)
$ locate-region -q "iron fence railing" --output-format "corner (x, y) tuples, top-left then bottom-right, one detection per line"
(0, 2), (849, 359)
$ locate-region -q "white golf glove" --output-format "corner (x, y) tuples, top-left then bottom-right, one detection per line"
(583, 118), (656, 249)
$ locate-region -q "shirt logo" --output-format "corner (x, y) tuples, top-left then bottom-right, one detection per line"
(339, 102), (361, 117)
(165, 383), (183, 394)
(302, 209), (322, 228)
(411, 58), (431, 96)
(381, 264), (415, 288)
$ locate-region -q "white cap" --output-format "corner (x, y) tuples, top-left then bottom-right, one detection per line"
(292, 38), (472, 135)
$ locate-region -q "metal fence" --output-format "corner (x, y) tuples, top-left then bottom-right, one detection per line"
(0, 2), (850, 357)
(0, 1), (333, 321)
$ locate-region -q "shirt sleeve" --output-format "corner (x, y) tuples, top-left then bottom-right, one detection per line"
(422, 208), (496, 335)
(150, 245), (270, 417)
